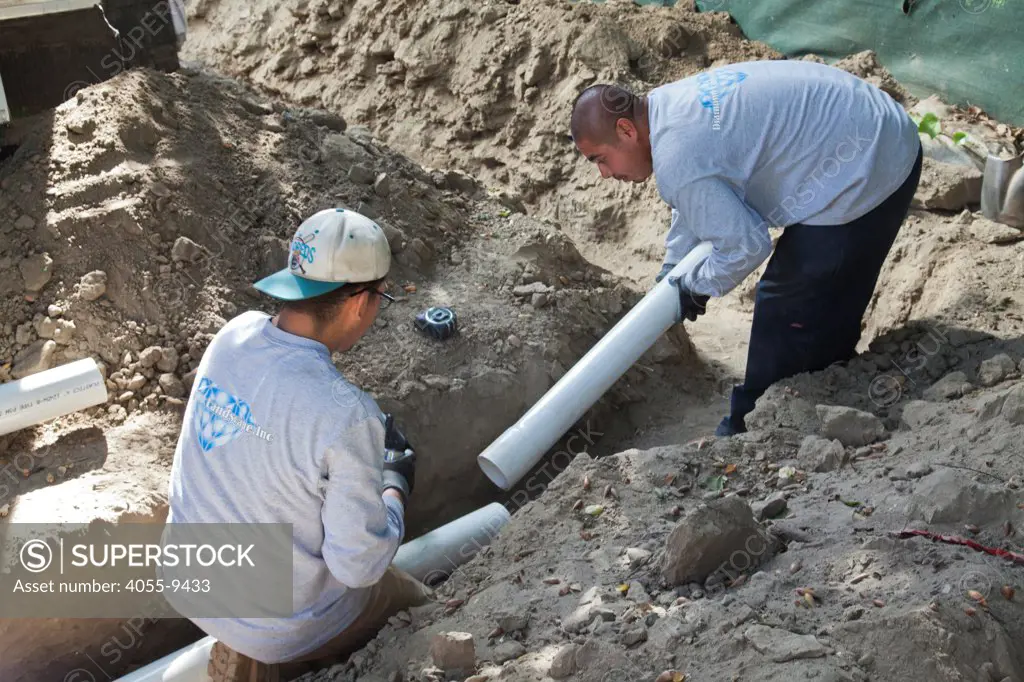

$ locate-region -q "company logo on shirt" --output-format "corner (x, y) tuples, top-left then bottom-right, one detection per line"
(696, 69), (747, 130)
(193, 377), (273, 452)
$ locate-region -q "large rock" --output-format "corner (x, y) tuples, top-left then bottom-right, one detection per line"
(661, 496), (772, 586)
(978, 353), (1016, 387)
(798, 435), (845, 472)
(905, 469), (1017, 526)
(171, 236), (203, 263)
(430, 632), (475, 674)
(79, 270), (108, 301)
(923, 371), (972, 401)
(548, 644), (578, 679)
(743, 624), (827, 662)
(816, 405), (885, 447)
(12, 339), (57, 379)
(19, 253), (53, 292)
(912, 156), (982, 211)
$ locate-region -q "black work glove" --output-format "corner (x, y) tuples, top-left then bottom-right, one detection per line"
(382, 413), (416, 503)
(655, 262), (677, 284)
(667, 276), (710, 322)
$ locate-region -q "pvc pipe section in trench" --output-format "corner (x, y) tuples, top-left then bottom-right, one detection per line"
(477, 241), (714, 490)
(0, 357), (108, 436)
(111, 503), (513, 682)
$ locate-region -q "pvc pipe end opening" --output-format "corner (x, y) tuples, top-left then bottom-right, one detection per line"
(477, 454), (511, 491)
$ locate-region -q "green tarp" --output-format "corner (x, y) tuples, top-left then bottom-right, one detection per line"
(694, 0), (1023, 126)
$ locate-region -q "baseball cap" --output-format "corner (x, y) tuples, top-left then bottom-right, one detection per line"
(253, 208), (391, 301)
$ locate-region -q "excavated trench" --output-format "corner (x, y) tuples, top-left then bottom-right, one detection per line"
(0, 63), (728, 681)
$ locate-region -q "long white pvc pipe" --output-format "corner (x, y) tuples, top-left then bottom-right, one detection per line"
(112, 502), (514, 682)
(477, 241), (714, 490)
(392, 502), (510, 584)
(0, 357), (108, 436)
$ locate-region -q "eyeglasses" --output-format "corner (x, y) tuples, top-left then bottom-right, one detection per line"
(353, 284), (396, 310)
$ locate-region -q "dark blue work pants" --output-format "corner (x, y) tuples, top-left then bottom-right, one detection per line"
(717, 144), (923, 436)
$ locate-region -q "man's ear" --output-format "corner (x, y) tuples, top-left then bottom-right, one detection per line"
(616, 118), (637, 140)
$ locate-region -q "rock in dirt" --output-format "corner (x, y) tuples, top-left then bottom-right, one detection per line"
(999, 384), (1024, 425)
(15, 214), (36, 231)
(12, 339), (57, 378)
(661, 496), (772, 586)
(171, 237), (203, 263)
(19, 253), (53, 292)
(923, 371), (972, 401)
(430, 632), (475, 674)
(905, 469), (1016, 526)
(157, 347), (179, 373)
(514, 282), (552, 297)
(900, 400), (946, 430)
(491, 640), (526, 663)
(970, 216), (1024, 244)
(912, 157), (983, 211)
(79, 270), (108, 301)
(497, 613), (529, 633)
(139, 346), (163, 368)
(799, 435), (845, 472)
(743, 624), (827, 662)
(753, 492), (787, 521)
(548, 644), (578, 679)
(159, 373), (186, 398)
(978, 353), (1016, 387)
(817, 405), (885, 447)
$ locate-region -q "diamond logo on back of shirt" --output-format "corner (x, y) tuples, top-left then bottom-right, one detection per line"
(193, 377), (257, 452)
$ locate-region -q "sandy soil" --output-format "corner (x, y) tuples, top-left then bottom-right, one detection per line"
(1, 0), (1023, 679)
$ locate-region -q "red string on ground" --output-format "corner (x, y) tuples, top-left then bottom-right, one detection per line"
(890, 529), (1024, 566)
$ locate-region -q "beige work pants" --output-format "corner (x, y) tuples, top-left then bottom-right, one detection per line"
(277, 566), (432, 678)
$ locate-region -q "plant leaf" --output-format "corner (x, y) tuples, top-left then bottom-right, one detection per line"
(703, 475), (726, 491)
(952, 131), (968, 144)
(724, 463), (737, 475)
(840, 499), (862, 508)
(918, 112), (941, 138)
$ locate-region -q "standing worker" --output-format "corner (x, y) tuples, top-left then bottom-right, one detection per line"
(569, 59), (923, 436)
(164, 208), (430, 681)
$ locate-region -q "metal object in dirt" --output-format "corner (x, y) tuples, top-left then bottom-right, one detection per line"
(981, 151), (1024, 228)
(414, 306), (458, 341)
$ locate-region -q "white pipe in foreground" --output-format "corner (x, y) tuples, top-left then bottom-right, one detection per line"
(112, 502), (513, 682)
(392, 501), (511, 584)
(0, 357), (108, 436)
(477, 241), (714, 490)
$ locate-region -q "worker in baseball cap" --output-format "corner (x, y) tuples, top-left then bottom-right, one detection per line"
(164, 208), (431, 681)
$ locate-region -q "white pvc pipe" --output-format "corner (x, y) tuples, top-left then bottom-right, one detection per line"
(392, 501), (511, 584)
(0, 357), (108, 436)
(477, 241), (714, 490)
(112, 502), (513, 682)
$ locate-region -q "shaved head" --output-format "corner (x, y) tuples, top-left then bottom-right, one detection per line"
(570, 83), (644, 146)
(569, 83), (654, 185)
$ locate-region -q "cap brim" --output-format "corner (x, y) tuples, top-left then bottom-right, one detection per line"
(252, 269), (347, 301)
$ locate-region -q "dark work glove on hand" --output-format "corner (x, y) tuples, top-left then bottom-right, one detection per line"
(668, 276), (709, 322)
(655, 262), (677, 284)
(382, 414), (416, 503)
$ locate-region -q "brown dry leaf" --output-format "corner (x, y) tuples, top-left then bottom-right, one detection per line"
(1001, 585), (1015, 601)
(445, 599), (464, 610)
(572, 499), (583, 512)
(583, 475), (591, 491)
(543, 577), (561, 585)
(965, 607), (977, 617)
(487, 627), (503, 639)
(558, 585), (571, 596)
(664, 473), (676, 486)
(724, 463), (737, 475)
(967, 590), (988, 607)
(403, 284), (417, 293)
(873, 599), (885, 608)
(728, 574), (747, 589)
(655, 672), (686, 682)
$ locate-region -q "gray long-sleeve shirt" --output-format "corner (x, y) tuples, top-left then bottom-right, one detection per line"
(647, 59), (921, 297)
(165, 311), (404, 663)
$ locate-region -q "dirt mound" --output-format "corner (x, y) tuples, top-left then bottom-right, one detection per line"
(178, 0), (784, 283)
(291, 328), (1024, 682)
